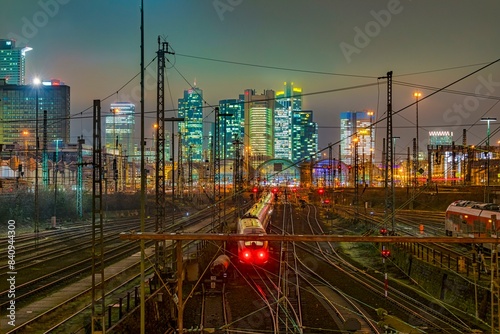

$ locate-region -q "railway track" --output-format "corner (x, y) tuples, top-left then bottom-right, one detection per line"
(335, 204), (491, 277)
(301, 203), (481, 333)
(1, 207), (220, 333)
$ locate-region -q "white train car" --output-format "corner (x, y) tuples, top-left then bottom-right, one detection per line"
(236, 192), (273, 264)
(445, 200), (500, 237)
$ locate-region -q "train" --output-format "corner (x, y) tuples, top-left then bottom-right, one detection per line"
(445, 200), (500, 237)
(236, 191), (274, 265)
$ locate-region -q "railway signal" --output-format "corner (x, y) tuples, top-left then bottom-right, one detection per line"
(318, 188), (324, 195)
(382, 248), (391, 258)
(380, 228), (388, 236)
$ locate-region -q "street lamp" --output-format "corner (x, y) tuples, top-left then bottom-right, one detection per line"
(481, 117), (496, 202)
(413, 92), (422, 186)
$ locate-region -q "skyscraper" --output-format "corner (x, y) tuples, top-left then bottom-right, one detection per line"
(243, 89), (275, 166)
(275, 82), (302, 160)
(339, 111), (374, 167)
(178, 86), (204, 162)
(0, 39), (32, 85)
(219, 97), (244, 159)
(105, 102), (136, 161)
(291, 110), (318, 162)
(0, 79), (70, 146)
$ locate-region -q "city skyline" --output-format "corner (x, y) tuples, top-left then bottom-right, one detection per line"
(1, 1), (499, 162)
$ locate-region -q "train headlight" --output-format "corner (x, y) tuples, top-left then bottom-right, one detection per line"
(241, 250), (252, 262)
(257, 250), (268, 262)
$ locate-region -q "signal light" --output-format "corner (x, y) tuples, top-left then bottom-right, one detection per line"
(324, 199), (330, 204)
(252, 187), (258, 193)
(380, 228), (388, 236)
(318, 188), (324, 195)
(382, 248), (391, 258)
(272, 188), (278, 194)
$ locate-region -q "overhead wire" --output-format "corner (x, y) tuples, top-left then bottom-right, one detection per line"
(261, 58), (500, 182)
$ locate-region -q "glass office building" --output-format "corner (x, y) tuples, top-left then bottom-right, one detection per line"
(0, 79), (70, 146)
(105, 102), (136, 160)
(178, 86), (204, 162)
(0, 39), (32, 85)
(275, 82), (302, 160)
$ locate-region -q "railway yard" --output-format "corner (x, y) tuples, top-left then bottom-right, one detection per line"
(1, 190), (499, 333)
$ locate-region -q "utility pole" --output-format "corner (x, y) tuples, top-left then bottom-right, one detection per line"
(34, 85), (40, 249)
(233, 136), (242, 198)
(463, 129), (469, 186)
(213, 107), (221, 232)
(338, 145), (342, 186)
(76, 136), (84, 218)
(139, 2), (146, 332)
(213, 109), (233, 232)
(187, 145), (193, 200)
(177, 133), (183, 199)
(380, 71), (395, 234)
(353, 137), (359, 221)
(91, 99), (105, 333)
(328, 144), (333, 188)
(42, 110), (49, 187)
(155, 36), (174, 273)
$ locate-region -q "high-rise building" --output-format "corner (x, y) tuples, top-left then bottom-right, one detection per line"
(0, 39), (32, 85)
(0, 79), (70, 146)
(178, 86), (204, 162)
(339, 111), (375, 167)
(275, 82), (302, 160)
(291, 110), (318, 162)
(218, 97), (244, 159)
(243, 89), (275, 166)
(105, 102), (136, 160)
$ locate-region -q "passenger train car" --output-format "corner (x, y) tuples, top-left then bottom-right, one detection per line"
(445, 200), (500, 237)
(236, 192), (273, 265)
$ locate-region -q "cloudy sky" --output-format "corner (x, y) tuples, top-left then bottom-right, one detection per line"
(1, 0), (499, 161)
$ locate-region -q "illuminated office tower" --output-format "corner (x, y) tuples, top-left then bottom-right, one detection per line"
(178, 86), (204, 162)
(339, 111), (374, 166)
(105, 102), (136, 161)
(291, 110), (317, 162)
(0, 79), (70, 146)
(275, 82), (302, 160)
(243, 89), (275, 166)
(0, 39), (32, 85)
(219, 97), (244, 159)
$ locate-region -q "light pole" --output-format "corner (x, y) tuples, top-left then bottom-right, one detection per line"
(413, 92), (421, 186)
(481, 117), (496, 202)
